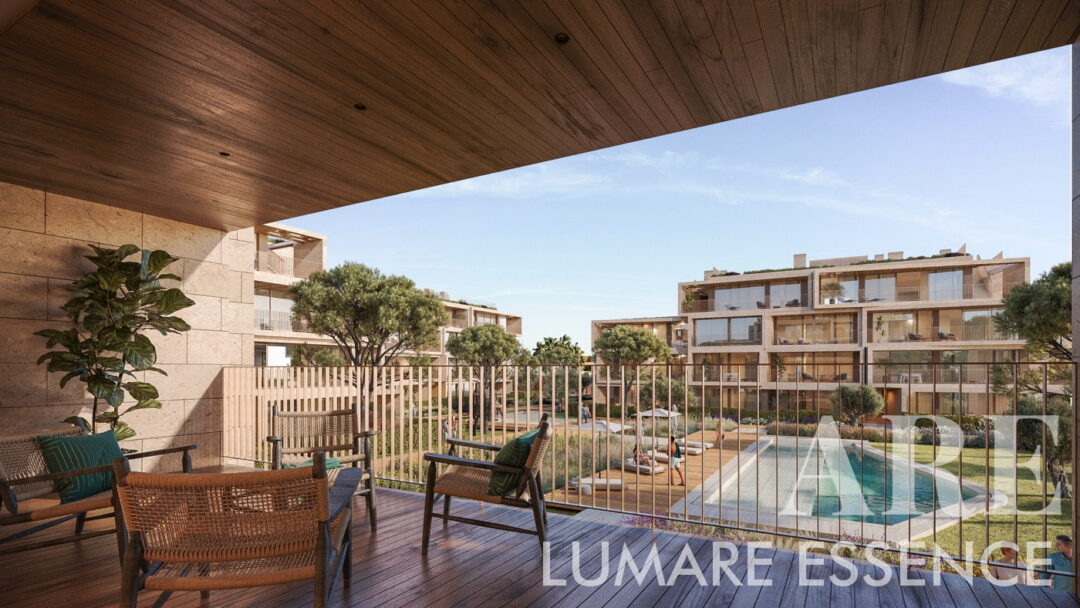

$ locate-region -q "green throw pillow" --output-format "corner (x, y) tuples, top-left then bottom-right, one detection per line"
(37, 431), (123, 503)
(488, 429), (538, 496)
(284, 456), (342, 470)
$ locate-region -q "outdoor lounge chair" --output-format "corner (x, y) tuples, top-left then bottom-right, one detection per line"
(267, 405), (378, 530)
(677, 439), (714, 450)
(113, 452), (360, 608)
(937, 331), (957, 340)
(0, 425), (195, 554)
(421, 414), (553, 553)
(908, 332), (927, 341)
(568, 478), (623, 494)
(621, 458), (666, 474)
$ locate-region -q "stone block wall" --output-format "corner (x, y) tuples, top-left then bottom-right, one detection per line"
(0, 181), (254, 469)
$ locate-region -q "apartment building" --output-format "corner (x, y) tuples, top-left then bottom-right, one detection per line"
(593, 247), (1030, 416)
(251, 223), (522, 366)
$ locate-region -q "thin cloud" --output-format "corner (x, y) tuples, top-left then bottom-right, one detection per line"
(938, 49), (1068, 107)
(413, 164), (608, 199)
(780, 167), (849, 188)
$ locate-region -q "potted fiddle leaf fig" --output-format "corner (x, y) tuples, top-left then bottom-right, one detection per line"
(36, 244), (194, 440)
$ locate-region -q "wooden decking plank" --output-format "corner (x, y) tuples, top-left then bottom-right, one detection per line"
(467, 520), (637, 608)
(0, 487), (1076, 608)
(412, 516), (597, 608)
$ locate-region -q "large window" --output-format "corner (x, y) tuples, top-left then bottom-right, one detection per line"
(819, 274), (859, 304)
(695, 353), (758, 382)
(871, 307), (1008, 342)
(775, 314), (856, 345)
(929, 270), (963, 301)
(772, 352), (857, 382)
(768, 282), (803, 308)
(713, 285), (765, 311)
(695, 317), (761, 346)
(862, 274), (896, 302)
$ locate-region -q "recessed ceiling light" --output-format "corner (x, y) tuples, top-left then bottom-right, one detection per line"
(554, 32), (570, 45)
(353, 102), (367, 110)
(219, 151), (231, 157)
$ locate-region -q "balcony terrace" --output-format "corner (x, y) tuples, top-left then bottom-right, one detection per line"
(11, 488), (1072, 608)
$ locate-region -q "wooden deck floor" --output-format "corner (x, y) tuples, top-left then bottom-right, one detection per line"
(1, 488), (1076, 607)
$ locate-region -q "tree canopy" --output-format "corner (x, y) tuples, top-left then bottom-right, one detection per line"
(996, 262), (1071, 361)
(446, 324), (525, 366)
(592, 325), (672, 365)
(533, 335), (585, 365)
(289, 263), (448, 367)
(829, 385), (885, 425)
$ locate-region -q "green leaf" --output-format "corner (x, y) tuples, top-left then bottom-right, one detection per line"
(95, 410), (119, 423)
(122, 381), (158, 401)
(122, 334), (157, 370)
(113, 422), (136, 441)
(113, 244), (141, 261)
(59, 371), (82, 388)
(141, 249), (177, 279)
(123, 398), (161, 414)
(155, 288), (195, 315)
(63, 416), (91, 432)
(105, 387), (125, 407)
(87, 377), (119, 401)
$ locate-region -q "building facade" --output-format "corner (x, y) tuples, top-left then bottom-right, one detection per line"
(593, 248), (1030, 416)
(252, 223), (523, 367)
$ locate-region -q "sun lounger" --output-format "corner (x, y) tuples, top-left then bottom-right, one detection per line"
(677, 440), (714, 449)
(620, 459), (666, 475)
(568, 478), (624, 495)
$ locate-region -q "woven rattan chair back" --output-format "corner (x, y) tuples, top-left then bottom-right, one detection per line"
(115, 467), (329, 563)
(272, 406), (357, 458)
(514, 414), (552, 499)
(0, 427), (83, 504)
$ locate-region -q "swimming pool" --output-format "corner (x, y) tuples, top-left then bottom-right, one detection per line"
(677, 437), (994, 540)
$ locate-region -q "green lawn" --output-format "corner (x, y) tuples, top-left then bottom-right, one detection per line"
(872, 442), (1072, 562)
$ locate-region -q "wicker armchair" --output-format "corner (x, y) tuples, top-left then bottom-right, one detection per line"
(267, 405), (377, 531)
(0, 425), (195, 554)
(113, 452), (361, 607)
(421, 414), (553, 553)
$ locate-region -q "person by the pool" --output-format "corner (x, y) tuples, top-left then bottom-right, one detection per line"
(668, 436), (685, 486)
(1038, 535), (1074, 591)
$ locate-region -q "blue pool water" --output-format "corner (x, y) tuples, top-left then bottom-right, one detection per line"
(711, 443), (979, 526)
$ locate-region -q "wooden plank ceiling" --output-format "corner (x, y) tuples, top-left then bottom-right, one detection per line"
(0, 1), (1077, 230)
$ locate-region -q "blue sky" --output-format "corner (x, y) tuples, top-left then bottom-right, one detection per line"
(288, 47), (1071, 352)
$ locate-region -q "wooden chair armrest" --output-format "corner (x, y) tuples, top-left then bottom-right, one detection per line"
(125, 444), (197, 460)
(127, 444), (197, 472)
(266, 436), (281, 443)
(354, 430), (379, 439)
(0, 463), (113, 487)
(328, 468), (363, 522)
(446, 438), (502, 452)
(422, 452), (522, 474)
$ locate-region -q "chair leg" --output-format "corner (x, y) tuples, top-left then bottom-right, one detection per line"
(343, 520), (353, 586)
(366, 473), (377, 532)
(74, 512), (87, 535)
(528, 476), (546, 546)
(421, 461), (437, 556)
(120, 540), (140, 608)
(442, 493), (451, 523)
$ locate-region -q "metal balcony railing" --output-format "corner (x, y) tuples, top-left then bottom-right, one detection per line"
(223, 361), (1076, 583)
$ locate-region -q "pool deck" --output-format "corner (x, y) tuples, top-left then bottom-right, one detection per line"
(547, 426), (761, 516)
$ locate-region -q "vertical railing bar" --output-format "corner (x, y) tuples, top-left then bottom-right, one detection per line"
(1013, 359), (1019, 549)
(1043, 361), (1049, 551)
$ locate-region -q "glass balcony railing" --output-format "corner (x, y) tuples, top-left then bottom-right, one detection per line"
(255, 309), (310, 333)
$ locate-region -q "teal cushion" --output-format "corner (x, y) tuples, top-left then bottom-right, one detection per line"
(488, 429), (538, 496)
(284, 456), (342, 470)
(36, 431), (123, 503)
